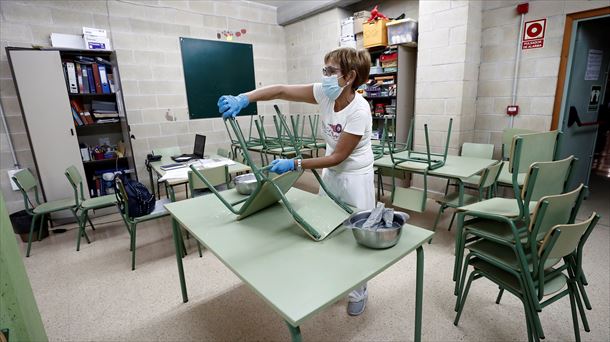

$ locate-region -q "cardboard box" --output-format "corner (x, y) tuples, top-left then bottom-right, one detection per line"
(353, 10), (371, 35)
(355, 32), (364, 49)
(363, 19), (388, 48)
(340, 35), (356, 49)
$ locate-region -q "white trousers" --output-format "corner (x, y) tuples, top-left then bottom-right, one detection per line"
(318, 168), (375, 211)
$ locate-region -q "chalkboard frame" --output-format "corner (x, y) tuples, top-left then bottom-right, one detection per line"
(180, 37), (257, 119)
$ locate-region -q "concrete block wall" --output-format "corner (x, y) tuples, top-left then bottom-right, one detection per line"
(284, 7), (347, 117)
(414, 0), (482, 191)
(0, 0), (284, 212)
(475, 0), (609, 157)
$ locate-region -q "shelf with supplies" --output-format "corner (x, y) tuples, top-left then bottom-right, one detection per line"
(75, 121), (122, 135)
(82, 157), (127, 166)
(364, 95), (396, 100)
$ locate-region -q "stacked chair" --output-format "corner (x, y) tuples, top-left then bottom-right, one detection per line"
(452, 130), (598, 341)
(385, 118), (453, 213)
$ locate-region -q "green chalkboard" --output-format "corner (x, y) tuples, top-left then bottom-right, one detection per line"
(180, 37), (257, 119)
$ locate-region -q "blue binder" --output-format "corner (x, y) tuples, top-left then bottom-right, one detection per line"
(86, 66), (95, 93)
(98, 64), (111, 94)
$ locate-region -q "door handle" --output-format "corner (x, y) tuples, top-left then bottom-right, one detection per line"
(70, 128), (74, 136)
(568, 106), (605, 128)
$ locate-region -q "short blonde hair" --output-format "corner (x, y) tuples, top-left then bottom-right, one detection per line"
(324, 47), (371, 91)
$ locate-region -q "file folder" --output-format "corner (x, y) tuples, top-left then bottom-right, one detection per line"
(92, 63), (102, 93)
(98, 64), (111, 94)
(65, 62), (78, 94)
(86, 66), (95, 93)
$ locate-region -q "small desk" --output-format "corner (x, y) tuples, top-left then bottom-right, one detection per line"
(165, 189), (433, 342)
(147, 155), (251, 200)
(374, 153), (497, 206)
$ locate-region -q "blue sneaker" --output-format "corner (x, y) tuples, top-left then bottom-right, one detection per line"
(347, 285), (368, 316)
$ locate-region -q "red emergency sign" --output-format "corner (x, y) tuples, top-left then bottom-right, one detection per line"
(522, 18), (546, 50)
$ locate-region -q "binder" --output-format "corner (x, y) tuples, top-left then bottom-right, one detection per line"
(83, 111), (95, 124)
(98, 64), (111, 94)
(81, 64), (89, 94)
(92, 63), (103, 93)
(71, 107), (84, 126)
(107, 73), (115, 93)
(75, 63), (84, 93)
(70, 100), (90, 125)
(86, 66), (95, 93)
(65, 62), (78, 94)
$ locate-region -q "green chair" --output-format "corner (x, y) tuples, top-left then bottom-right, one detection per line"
(11, 169), (80, 257)
(453, 156), (575, 299)
(114, 177), (170, 270)
(216, 147), (232, 159)
(188, 164), (230, 198)
(433, 161), (503, 232)
(303, 114), (326, 157)
(497, 128), (536, 189)
(454, 209), (599, 342)
(64, 166), (118, 251)
(444, 142), (495, 194)
(150, 146), (181, 199)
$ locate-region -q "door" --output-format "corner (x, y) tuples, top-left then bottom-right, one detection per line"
(8, 50), (87, 206)
(558, 16), (610, 189)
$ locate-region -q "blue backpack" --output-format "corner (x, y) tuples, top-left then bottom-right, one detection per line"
(116, 177), (155, 218)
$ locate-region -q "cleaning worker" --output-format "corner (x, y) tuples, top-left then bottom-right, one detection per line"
(218, 47), (374, 316)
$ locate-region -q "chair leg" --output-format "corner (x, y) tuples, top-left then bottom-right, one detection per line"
(454, 271), (476, 326)
(76, 210), (92, 251)
(87, 215), (96, 230)
(568, 282), (582, 342)
(131, 224), (137, 270)
(37, 213), (46, 241)
(432, 205), (444, 230)
(25, 214), (39, 257)
(447, 211), (457, 231)
(197, 242), (202, 257)
(495, 287), (504, 304)
(455, 254), (474, 312)
(577, 277), (592, 310)
(573, 277), (591, 332)
(444, 179), (450, 196)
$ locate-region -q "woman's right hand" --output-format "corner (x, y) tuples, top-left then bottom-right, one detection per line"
(217, 94), (249, 119)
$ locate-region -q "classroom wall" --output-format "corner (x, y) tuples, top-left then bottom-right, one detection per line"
(474, 0), (609, 157)
(0, 0), (287, 211)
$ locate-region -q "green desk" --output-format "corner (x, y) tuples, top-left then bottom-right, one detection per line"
(165, 188), (433, 342)
(374, 152), (497, 206)
(147, 155), (251, 200)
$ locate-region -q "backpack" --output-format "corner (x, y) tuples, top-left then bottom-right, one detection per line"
(117, 177), (156, 218)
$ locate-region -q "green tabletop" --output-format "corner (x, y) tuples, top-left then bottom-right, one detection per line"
(375, 152), (496, 179)
(149, 154), (251, 186)
(165, 188), (433, 329)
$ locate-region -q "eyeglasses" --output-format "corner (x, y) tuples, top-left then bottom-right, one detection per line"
(322, 66), (342, 77)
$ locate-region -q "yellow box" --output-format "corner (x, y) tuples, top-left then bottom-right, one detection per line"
(363, 19), (388, 48)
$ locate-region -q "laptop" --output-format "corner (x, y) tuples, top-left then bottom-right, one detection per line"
(171, 134), (206, 162)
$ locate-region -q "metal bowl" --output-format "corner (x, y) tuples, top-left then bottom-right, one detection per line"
(234, 173), (258, 195)
(343, 210), (409, 249)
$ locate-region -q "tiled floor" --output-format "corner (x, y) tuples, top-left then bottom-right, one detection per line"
(21, 172), (609, 341)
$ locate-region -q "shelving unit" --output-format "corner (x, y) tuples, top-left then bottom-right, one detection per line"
(7, 47), (137, 205)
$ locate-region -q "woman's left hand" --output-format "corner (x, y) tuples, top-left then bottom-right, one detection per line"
(269, 159), (295, 174)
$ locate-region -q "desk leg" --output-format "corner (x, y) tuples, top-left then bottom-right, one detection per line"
(414, 246), (424, 342)
(457, 179), (464, 207)
(168, 186), (189, 257)
(285, 321), (302, 342)
(172, 217), (188, 303)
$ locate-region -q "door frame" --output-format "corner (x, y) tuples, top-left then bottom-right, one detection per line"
(551, 6), (610, 130)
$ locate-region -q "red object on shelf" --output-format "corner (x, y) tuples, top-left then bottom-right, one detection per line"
(380, 52), (398, 62)
(516, 3), (529, 14)
(366, 5), (388, 23)
(93, 152), (105, 160)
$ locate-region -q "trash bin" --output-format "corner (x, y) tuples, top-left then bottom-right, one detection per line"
(9, 210), (49, 243)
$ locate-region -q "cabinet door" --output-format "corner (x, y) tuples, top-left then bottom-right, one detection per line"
(9, 50), (87, 202)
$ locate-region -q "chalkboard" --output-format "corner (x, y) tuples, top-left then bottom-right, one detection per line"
(180, 37), (257, 119)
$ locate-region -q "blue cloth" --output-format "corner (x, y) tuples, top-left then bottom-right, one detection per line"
(218, 94), (249, 119)
(269, 159), (295, 174)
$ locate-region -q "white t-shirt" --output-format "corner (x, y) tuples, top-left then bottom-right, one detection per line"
(312, 83), (373, 174)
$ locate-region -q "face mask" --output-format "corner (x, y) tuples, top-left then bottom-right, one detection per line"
(322, 75), (347, 101)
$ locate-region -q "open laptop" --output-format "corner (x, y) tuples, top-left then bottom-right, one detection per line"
(171, 134), (206, 162)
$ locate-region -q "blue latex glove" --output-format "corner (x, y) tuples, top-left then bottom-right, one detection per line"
(218, 94), (249, 120)
(269, 159), (295, 174)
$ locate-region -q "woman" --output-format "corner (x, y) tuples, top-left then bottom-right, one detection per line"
(218, 47), (374, 316)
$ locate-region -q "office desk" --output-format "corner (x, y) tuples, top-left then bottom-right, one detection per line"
(374, 152), (497, 206)
(146, 155), (251, 200)
(165, 188), (433, 342)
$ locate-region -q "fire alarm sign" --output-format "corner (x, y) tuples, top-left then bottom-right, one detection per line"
(522, 19), (546, 50)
